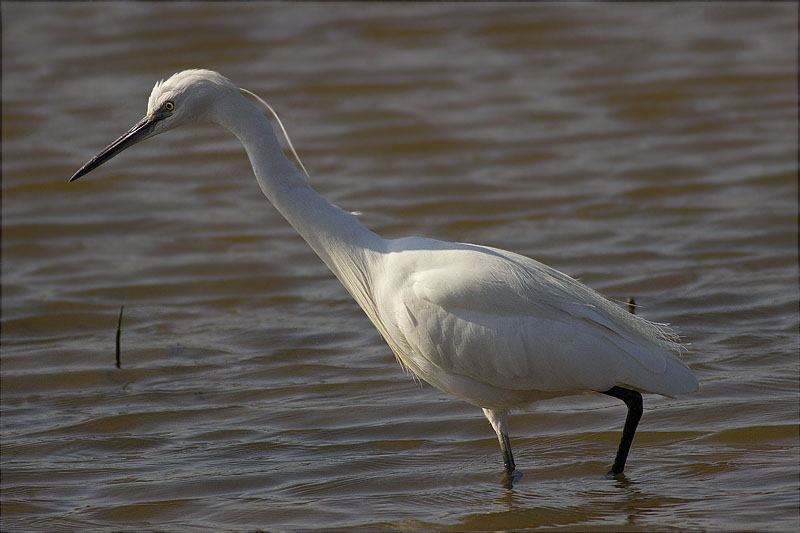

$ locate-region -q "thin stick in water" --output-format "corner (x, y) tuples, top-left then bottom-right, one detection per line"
(115, 305), (124, 368)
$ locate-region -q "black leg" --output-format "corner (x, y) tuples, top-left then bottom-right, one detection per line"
(499, 431), (516, 473)
(497, 431), (522, 489)
(602, 386), (643, 476)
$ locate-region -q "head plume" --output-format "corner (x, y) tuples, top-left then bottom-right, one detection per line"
(146, 69), (238, 117)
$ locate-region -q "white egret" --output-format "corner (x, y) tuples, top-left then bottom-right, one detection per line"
(70, 70), (698, 482)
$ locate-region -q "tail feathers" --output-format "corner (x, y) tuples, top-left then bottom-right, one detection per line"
(620, 345), (699, 397)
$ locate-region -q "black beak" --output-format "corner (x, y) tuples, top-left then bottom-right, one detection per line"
(69, 114), (162, 182)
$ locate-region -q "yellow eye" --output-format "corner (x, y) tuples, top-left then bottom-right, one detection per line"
(163, 101), (175, 112)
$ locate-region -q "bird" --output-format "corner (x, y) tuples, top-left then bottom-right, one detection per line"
(69, 69), (698, 483)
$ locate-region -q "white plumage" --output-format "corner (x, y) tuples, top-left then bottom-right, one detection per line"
(70, 70), (698, 483)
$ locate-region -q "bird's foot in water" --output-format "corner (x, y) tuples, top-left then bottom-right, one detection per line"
(604, 467), (631, 482)
(501, 468), (523, 488)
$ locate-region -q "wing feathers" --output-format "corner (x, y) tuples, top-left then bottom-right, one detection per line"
(384, 242), (695, 397)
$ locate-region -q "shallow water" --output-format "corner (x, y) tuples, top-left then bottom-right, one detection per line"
(2, 2), (798, 531)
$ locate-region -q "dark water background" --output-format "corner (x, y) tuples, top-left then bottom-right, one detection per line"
(2, 2), (798, 530)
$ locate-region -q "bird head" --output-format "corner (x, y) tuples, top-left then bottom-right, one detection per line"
(69, 69), (239, 182)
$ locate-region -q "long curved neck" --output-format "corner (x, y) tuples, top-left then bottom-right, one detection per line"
(214, 92), (387, 310)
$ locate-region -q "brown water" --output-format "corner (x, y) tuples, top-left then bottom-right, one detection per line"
(2, 2), (798, 531)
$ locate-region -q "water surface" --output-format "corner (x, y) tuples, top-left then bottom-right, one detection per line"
(2, 2), (798, 531)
